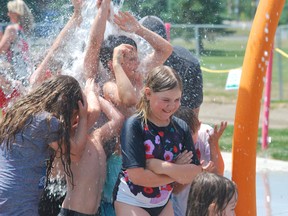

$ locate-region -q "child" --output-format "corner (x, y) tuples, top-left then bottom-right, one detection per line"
(171, 106), (227, 216)
(0, 75), (95, 215)
(99, 11), (173, 114)
(38, 78), (101, 216)
(59, 95), (124, 215)
(0, 0), (34, 109)
(186, 172), (238, 216)
(114, 65), (213, 216)
(174, 106), (226, 175)
(0, 0), (34, 84)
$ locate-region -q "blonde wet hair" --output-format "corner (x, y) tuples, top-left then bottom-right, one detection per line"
(136, 65), (183, 125)
(7, 0), (34, 34)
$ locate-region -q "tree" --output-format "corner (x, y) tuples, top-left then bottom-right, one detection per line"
(122, 0), (168, 19)
(170, 0), (225, 24)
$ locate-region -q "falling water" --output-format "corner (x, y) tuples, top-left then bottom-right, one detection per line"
(51, 0), (152, 86)
(36, 0), (154, 201)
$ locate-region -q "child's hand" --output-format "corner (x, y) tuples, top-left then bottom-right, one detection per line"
(71, 0), (83, 13)
(208, 121), (227, 147)
(96, 0), (102, 8)
(201, 160), (215, 173)
(114, 11), (141, 33)
(113, 44), (136, 68)
(174, 150), (193, 164)
(78, 92), (88, 120)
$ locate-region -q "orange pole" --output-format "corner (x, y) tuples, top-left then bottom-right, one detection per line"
(232, 1), (285, 216)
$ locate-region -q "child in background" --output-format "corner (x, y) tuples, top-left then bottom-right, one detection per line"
(186, 172), (238, 216)
(0, 0), (34, 111)
(114, 65), (214, 216)
(171, 106), (227, 216)
(0, 0), (34, 85)
(0, 75), (97, 215)
(174, 106), (226, 175)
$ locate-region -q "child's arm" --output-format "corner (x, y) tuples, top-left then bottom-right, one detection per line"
(95, 96), (124, 143)
(110, 44), (138, 107)
(114, 11), (173, 73)
(208, 121), (227, 175)
(127, 151), (199, 188)
(146, 158), (212, 185)
(83, 0), (111, 80)
(0, 25), (17, 54)
(0, 27), (3, 41)
(30, 0), (83, 87)
(84, 78), (101, 129)
(126, 167), (175, 188)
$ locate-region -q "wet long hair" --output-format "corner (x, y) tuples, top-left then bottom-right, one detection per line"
(186, 172), (238, 216)
(7, 0), (34, 34)
(0, 75), (83, 183)
(136, 65), (183, 125)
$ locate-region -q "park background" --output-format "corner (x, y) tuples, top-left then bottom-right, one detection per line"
(0, 0), (287, 161)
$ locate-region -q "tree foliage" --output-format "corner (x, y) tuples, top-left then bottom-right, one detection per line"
(1, 0), (288, 30)
(122, 0), (167, 19)
(0, 0), (70, 22)
(169, 0), (225, 24)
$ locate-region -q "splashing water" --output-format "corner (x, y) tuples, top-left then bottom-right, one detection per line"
(0, 0), (152, 93)
(37, 0), (156, 197)
(55, 0), (152, 86)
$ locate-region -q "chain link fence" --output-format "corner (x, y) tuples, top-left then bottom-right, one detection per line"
(169, 23), (288, 102)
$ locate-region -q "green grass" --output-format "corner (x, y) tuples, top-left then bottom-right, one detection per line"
(219, 125), (288, 161)
(171, 36), (288, 161)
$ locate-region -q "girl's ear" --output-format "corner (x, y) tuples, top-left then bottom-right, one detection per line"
(144, 87), (151, 100)
(208, 202), (217, 216)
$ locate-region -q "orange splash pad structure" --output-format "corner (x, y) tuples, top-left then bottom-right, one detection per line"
(232, 0), (285, 215)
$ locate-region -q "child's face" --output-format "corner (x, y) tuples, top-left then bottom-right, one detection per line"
(221, 191), (238, 216)
(122, 46), (139, 77)
(146, 87), (182, 126)
(7, 11), (19, 23)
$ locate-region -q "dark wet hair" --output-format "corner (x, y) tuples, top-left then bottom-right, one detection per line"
(99, 35), (137, 70)
(187, 172), (238, 216)
(174, 106), (200, 134)
(139, 15), (167, 40)
(0, 75), (83, 185)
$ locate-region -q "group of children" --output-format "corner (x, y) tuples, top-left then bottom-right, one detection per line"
(0, 0), (238, 216)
